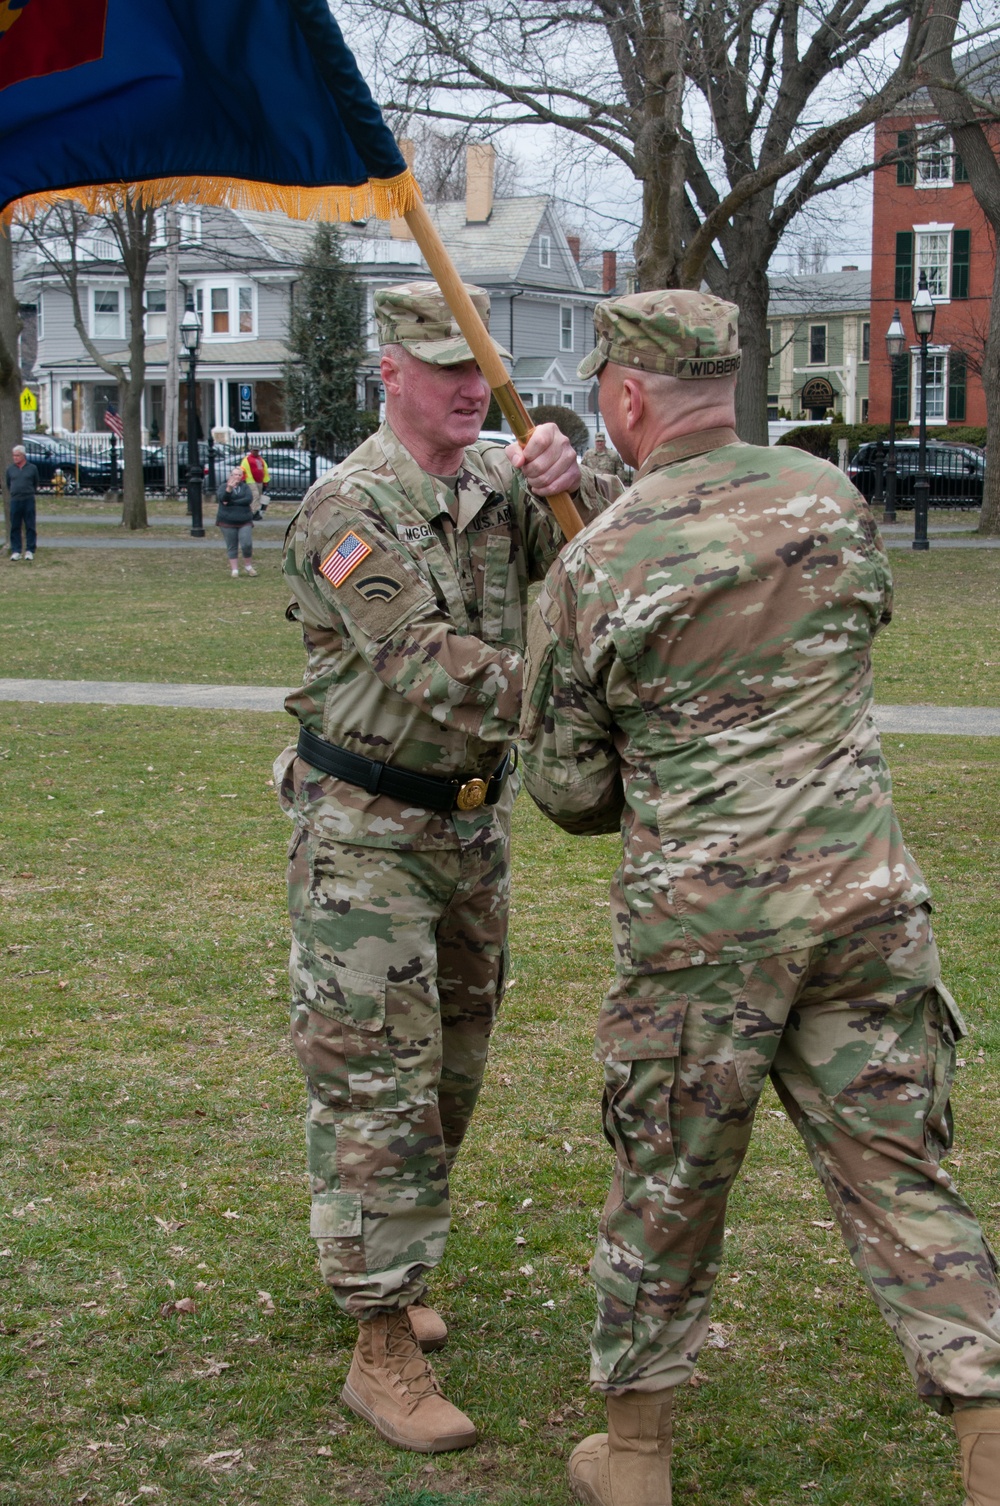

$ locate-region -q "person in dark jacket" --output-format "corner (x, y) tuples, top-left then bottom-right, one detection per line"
(7, 445), (40, 560)
(215, 465), (257, 577)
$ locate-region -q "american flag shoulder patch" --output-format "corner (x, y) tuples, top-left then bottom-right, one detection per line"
(320, 530), (372, 587)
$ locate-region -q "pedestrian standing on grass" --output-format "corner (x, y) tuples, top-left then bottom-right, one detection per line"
(241, 445), (270, 512)
(519, 288), (1000, 1506)
(274, 279), (620, 1457)
(7, 444), (40, 561)
(215, 465), (257, 577)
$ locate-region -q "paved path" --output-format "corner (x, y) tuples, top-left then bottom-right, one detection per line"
(0, 678), (997, 735)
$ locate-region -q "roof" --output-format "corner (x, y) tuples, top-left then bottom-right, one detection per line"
(40, 338), (290, 371)
(426, 196), (561, 283)
(230, 209), (319, 263)
(767, 269), (871, 318)
(889, 35), (1000, 114)
(512, 355), (575, 382)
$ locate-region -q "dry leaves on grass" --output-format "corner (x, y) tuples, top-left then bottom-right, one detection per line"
(194, 1359), (232, 1379)
(159, 1296), (197, 1318)
(153, 1216), (185, 1233)
(201, 1448), (244, 1471)
(257, 1290), (275, 1314)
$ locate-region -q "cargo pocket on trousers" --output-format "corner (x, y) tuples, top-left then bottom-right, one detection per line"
(591, 1230), (644, 1383)
(310, 1188), (365, 1275)
(596, 984), (686, 1180)
(289, 938), (397, 1109)
(924, 982), (967, 1161)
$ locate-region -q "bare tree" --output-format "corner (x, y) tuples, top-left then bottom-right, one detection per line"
(403, 119), (522, 201)
(0, 226), (23, 539)
(918, 7), (1000, 535)
(22, 191), (156, 529)
(346, 0), (932, 441)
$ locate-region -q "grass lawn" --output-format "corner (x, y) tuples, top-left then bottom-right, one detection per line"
(1, 700), (998, 1506)
(0, 540), (998, 708)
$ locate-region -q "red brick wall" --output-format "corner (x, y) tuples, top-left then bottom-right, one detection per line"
(870, 113), (995, 428)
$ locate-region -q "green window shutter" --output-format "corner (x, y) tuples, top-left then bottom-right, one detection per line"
(892, 356), (911, 424)
(948, 355), (967, 423)
(895, 231), (913, 301)
(955, 152), (969, 182)
(951, 229), (970, 298)
(896, 131), (914, 185)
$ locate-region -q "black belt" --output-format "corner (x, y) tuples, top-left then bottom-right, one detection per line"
(296, 726), (514, 812)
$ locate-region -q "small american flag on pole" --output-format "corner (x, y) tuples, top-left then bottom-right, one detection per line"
(103, 404), (124, 439)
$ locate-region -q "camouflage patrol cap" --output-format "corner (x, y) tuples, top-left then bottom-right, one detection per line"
(375, 280), (512, 366)
(578, 289), (740, 381)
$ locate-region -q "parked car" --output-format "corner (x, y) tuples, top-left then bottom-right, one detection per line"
(848, 440), (985, 509)
(20, 434), (88, 490)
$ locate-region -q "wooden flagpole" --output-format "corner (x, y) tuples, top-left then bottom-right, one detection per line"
(403, 198), (585, 542)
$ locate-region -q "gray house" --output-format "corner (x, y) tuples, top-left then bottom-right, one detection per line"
(766, 269), (872, 423)
(21, 146), (608, 443)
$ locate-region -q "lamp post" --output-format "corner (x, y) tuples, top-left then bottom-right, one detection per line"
(181, 307), (204, 538)
(910, 271), (936, 551)
(883, 308), (907, 525)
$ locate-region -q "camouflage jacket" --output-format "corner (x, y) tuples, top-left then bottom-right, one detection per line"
(519, 427), (931, 972)
(281, 421), (618, 849)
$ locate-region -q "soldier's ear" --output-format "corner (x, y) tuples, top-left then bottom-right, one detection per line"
(380, 348), (403, 394)
(621, 376), (644, 433)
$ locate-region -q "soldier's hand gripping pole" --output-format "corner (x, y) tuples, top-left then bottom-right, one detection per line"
(403, 198), (585, 543)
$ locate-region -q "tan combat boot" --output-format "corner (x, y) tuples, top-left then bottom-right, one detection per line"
(342, 1310), (476, 1453)
(955, 1405), (1000, 1505)
(568, 1389), (673, 1506)
(407, 1302), (448, 1353)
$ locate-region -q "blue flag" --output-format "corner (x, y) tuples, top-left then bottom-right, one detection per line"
(0, 0), (415, 221)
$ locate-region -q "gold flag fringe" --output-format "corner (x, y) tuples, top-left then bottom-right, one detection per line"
(3, 166), (420, 225)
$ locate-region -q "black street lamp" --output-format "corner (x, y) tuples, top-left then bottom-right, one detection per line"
(883, 308), (907, 525)
(181, 307), (204, 538)
(910, 270), (936, 552)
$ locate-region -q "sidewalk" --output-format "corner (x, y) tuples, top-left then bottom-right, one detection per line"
(0, 678), (997, 734)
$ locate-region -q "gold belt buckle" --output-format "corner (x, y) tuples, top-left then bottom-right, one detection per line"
(456, 777), (488, 811)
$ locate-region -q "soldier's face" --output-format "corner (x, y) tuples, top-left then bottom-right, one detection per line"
(384, 350), (491, 451)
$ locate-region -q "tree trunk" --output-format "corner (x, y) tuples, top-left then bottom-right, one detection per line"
(632, 0), (689, 289)
(728, 255), (771, 446)
(977, 248), (1000, 536)
(0, 226), (23, 539)
(120, 375), (147, 529)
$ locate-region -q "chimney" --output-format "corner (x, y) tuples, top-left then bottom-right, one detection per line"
(566, 234), (581, 264)
(391, 138), (416, 240)
(465, 143), (495, 224)
(602, 250), (617, 293)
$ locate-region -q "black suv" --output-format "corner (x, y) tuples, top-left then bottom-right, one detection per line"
(848, 440), (984, 508)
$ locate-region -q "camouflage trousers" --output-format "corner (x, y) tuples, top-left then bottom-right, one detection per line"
(592, 906), (1000, 1411)
(286, 814), (509, 1318)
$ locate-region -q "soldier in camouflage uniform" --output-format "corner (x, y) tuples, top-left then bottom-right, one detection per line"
(582, 432), (627, 480)
(519, 289), (1000, 1506)
(276, 280), (619, 1455)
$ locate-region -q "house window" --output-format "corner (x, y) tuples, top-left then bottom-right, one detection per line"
(560, 305), (573, 351)
(767, 395), (779, 420)
(36, 292), (43, 341)
(916, 228), (952, 299)
(861, 398), (869, 421)
(562, 391), (573, 407)
(238, 285), (253, 334)
(146, 286), (167, 339)
(211, 286), (230, 334)
(916, 131), (953, 187)
(538, 235), (551, 269)
(862, 322), (870, 362)
(809, 324), (827, 364)
(92, 287), (122, 339)
(518, 391), (535, 408)
(179, 208), (202, 246)
(767, 326), (774, 367)
(184, 287), (204, 319)
(892, 356), (910, 423)
(910, 350), (947, 423)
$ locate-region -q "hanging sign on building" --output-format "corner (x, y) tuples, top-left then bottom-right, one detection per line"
(800, 376), (836, 409)
(238, 383), (254, 426)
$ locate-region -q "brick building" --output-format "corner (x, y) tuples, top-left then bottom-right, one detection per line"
(869, 43), (999, 430)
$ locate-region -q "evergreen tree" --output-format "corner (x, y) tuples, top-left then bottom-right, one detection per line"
(285, 223), (366, 454)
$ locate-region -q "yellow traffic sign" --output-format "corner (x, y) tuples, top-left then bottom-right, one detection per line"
(19, 387), (37, 412)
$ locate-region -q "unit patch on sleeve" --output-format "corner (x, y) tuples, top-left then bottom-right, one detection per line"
(353, 573), (404, 603)
(319, 530), (372, 587)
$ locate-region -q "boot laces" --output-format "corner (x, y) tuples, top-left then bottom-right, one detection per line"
(384, 1312), (441, 1401)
